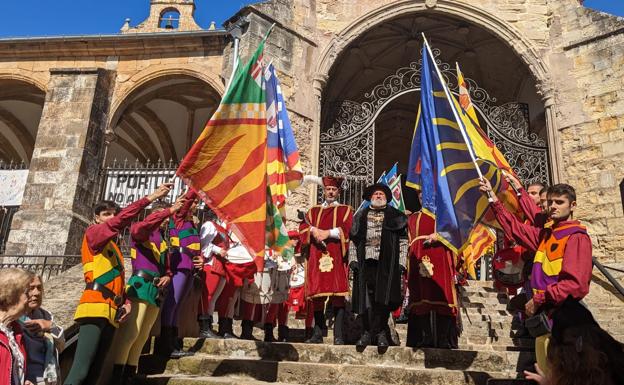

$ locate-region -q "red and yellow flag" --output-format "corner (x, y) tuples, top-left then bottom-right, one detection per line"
(456, 63), (522, 226)
(177, 40), (268, 261)
(461, 224), (496, 279)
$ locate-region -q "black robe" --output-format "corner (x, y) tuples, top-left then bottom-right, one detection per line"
(350, 205), (407, 314)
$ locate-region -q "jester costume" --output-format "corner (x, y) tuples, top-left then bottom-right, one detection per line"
(491, 200), (592, 376)
(106, 206), (173, 380)
(64, 198), (150, 385)
(159, 190), (199, 358)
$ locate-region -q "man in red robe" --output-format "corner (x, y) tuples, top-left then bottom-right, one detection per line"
(406, 191), (459, 349)
(299, 176), (353, 344)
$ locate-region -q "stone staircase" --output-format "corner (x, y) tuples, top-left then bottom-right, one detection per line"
(43, 264), (623, 385)
(135, 281), (544, 385)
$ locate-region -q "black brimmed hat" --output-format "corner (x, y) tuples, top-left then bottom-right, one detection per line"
(363, 183), (392, 202)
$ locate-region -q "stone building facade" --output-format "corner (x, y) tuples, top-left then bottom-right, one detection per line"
(1, 0), (623, 262)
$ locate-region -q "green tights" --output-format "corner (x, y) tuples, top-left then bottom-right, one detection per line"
(63, 318), (115, 385)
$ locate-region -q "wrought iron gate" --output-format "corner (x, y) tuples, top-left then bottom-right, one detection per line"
(97, 159), (213, 254)
(320, 48), (550, 208)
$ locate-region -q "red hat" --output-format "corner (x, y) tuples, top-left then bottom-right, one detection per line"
(322, 176), (344, 189)
(287, 230), (299, 238)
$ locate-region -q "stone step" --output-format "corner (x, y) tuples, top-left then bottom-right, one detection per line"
(179, 339), (534, 374)
(159, 355), (513, 385)
(226, 326), (534, 351)
(140, 376), (297, 385)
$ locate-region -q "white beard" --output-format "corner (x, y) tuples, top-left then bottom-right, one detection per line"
(371, 197), (387, 208)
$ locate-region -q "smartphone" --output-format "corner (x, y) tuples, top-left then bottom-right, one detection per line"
(114, 307), (127, 323)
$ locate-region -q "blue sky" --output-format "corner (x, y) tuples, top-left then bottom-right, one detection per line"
(0, 0), (622, 38)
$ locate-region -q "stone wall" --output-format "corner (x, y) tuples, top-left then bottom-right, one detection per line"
(5, 68), (114, 255)
(242, 0), (624, 260)
(547, 2), (624, 262)
(1, 0), (623, 260)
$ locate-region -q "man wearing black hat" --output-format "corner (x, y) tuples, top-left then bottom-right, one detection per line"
(350, 183), (408, 347)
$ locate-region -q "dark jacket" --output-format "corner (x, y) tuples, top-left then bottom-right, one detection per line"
(350, 205), (407, 314)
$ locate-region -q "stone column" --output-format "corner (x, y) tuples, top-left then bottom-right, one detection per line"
(539, 82), (563, 184)
(310, 75), (326, 205)
(5, 68), (115, 256)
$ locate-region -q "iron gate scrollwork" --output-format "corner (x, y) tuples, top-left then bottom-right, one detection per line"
(319, 48), (550, 208)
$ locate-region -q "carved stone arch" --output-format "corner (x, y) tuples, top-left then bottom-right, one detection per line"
(0, 74), (46, 164)
(312, 0), (559, 184)
(315, 0), (550, 88)
(0, 71), (48, 93)
(107, 67), (223, 162)
(109, 65), (225, 128)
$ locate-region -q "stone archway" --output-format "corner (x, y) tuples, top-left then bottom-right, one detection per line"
(0, 79), (46, 165)
(107, 73), (222, 163)
(312, 0), (561, 199)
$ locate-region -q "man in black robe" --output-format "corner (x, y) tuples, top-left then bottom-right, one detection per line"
(350, 183), (407, 347)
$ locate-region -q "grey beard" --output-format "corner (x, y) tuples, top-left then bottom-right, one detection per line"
(371, 198), (387, 209)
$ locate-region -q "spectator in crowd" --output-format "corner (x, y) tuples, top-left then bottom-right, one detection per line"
(524, 297), (624, 385)
(20, 274), (64, 385)
(0, 268), (32, 385)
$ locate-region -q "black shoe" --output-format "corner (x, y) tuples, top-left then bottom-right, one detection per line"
(198, 316), (222, 339)
(169, 327), (193, 359)
(110, 364), (125, 385)
(376, 331), (389, 348)
(304, 327), (313, 341)
(395, 312), (409, 324)
(170, 348), (194, 359)
(218, 318), (238, 339)
(241, 320), (258, 340)
(122, 365), (144, 385)
(264, 323), (276, 342)
(356, 331), (371, 347)
(333, 307), (345, 345)
(512, 326), (530, 339)
(154, 326), (175, 358)
(277, 325), (289, 342)
(305, 325), (323, 344)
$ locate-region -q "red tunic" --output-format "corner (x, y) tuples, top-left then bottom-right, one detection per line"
(518, 188), (548, 228)
(491, 201), (593, 308)
(299, 204), (353, 299)
(407, 211), (458, 316)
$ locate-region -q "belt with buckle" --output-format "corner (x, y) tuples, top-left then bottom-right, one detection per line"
(134, 270), (161, 285)
(85, 282), (123, 306)
(176, 246), (200, 257)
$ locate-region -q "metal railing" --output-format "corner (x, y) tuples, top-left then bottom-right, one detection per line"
(0, 255), (81, 281)
(593, 257), (624, 297)
(0, 207), (19, 254)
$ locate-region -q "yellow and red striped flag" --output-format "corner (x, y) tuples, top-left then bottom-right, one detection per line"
(177, 38), (269, 263)
(456, 63), (522, 226)
(461, 223), (496, 279)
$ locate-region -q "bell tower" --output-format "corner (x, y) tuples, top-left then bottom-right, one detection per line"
(121, 0), (203, 33)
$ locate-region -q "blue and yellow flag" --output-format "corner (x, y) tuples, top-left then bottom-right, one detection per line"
(407, 43), (502, 253)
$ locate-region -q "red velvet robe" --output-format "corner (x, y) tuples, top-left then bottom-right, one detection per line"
(299, 204), (353, 299)
(407, 211), (458, 317)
